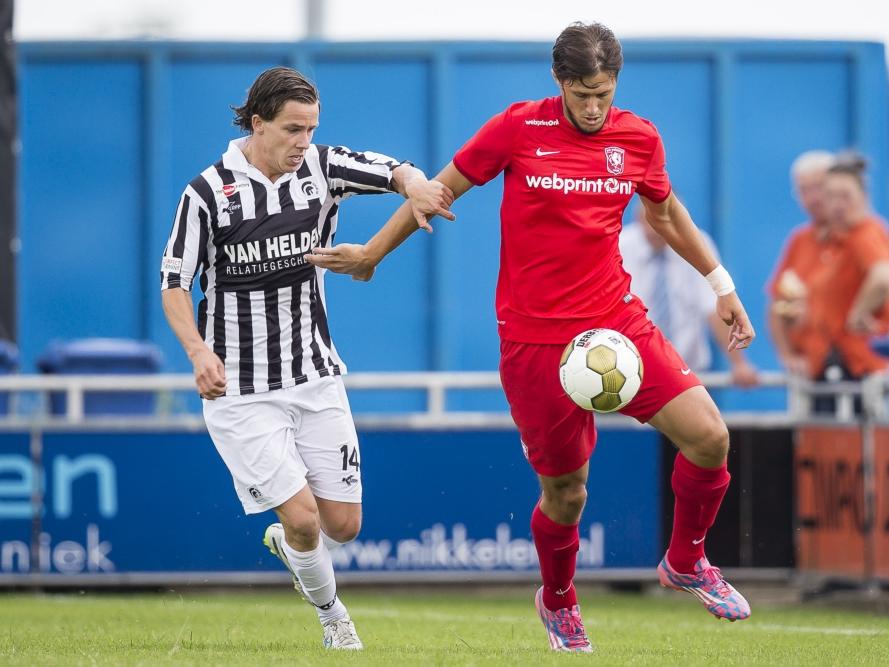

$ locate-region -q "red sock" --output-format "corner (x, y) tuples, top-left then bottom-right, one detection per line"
(531, 502), (579, 611)
(667, 452), (730, 574)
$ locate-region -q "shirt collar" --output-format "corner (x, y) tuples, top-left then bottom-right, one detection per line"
(222, 137), (251, 174)
(222, 136), (298, 187)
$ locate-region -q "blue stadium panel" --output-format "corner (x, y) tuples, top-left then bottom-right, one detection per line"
(722, 56), (853, 411)
(311, 57), (433, 411)
(13, 40), (889, 417)
(18, 61), (145, 371)
(618, 57), (715, 234)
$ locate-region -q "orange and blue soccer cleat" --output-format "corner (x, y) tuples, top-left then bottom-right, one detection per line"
(534, 586), (594, 652)
(657, 554), (751, 621)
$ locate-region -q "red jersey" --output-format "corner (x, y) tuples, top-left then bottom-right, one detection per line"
(453, 96), (672, 344)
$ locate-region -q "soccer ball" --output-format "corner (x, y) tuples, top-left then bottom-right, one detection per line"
(558, 328), (644, 413)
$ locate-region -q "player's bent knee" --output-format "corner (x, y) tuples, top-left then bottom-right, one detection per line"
(550, 483), (587, 516)
(327, 515), (362, 544)
(693, 416), (729, 465)
(280, 509), (322, 545)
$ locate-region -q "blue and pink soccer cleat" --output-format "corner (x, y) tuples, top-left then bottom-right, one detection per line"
(534, 586), (594, 652)
(657, 554), (751, 621)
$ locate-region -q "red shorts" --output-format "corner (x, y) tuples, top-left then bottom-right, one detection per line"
(499, 303), (701, 477)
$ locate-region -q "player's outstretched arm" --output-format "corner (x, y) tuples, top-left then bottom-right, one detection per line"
(640, 192), (755, 350)
(308, 162), (473, 281)
(390, 164), (457, 231)
(161, 288), (227, 399)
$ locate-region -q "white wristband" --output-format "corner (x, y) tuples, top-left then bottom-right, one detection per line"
(706, 264), (736, 296)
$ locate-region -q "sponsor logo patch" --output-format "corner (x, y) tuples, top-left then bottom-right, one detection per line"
(161, 256), (183, 273)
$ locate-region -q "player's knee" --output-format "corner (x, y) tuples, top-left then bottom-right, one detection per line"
(281, 509), (321, 546)
(326, 514), (362, 544)
(696, 416), (729, 465)
(550, 483), (587, 517)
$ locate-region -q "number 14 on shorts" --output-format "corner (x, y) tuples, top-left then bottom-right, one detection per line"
(339, 444), (360, 471)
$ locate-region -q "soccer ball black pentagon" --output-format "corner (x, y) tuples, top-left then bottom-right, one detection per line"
(558, 328), (643, 412)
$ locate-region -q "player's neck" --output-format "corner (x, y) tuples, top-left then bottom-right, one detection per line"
(241, 139), (283, 183)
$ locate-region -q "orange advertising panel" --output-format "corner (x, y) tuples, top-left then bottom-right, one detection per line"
(796, 427), (889, 578)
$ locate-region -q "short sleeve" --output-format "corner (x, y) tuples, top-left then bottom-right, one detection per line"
(452, 109), (515, 186)
(636, 132), (671, 203)
(849, 221), (889, 270)
(160, 185), (210, 292)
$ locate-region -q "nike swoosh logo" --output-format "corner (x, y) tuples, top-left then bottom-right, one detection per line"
(681, 368), (692, 375)
(692, 537), (705, 545)
(535, 148), (560, 156)
(555, 587), (571, 596)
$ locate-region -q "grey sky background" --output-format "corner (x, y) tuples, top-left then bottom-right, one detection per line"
(13, 0), (889, 46)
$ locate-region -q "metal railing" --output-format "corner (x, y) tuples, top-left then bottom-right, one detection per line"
(0, 370), (795, 426)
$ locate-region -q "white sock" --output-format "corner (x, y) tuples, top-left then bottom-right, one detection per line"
(321, 531), (344, 552)
(281, 540), (348, 623)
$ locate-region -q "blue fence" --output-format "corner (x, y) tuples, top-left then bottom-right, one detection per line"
(0, 426), (660, 577)
(16, 40), (889, 406)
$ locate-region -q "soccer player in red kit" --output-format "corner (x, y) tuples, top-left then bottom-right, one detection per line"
(308, 22), (755, 651)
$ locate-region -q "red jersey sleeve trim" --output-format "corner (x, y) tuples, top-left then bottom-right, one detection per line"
(452, 153), (489, 187)
(644, 185), (672, 204)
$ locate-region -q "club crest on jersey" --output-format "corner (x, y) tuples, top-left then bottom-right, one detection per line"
(298, 178), (320, 200)
(604, 146), (625, 175)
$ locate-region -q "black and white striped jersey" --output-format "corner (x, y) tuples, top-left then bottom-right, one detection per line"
(160, 137), (405, 396)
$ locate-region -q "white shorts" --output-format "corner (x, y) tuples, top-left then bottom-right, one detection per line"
(203, 375), (362, 514)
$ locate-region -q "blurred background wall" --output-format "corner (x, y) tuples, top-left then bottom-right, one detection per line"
(13, 40), (889, 415)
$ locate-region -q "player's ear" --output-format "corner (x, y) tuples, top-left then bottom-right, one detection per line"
(251, 114), (263, 135)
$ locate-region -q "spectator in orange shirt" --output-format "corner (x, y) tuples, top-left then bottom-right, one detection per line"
(801, 154), (889, 389)
(767, 150), (834, 375)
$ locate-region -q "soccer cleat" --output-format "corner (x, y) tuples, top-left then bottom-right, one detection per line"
(322, 616), (363, 650)
(534, 586), (594, 652)
(263, 523), (308, 601)
(657, 554), (751, 621)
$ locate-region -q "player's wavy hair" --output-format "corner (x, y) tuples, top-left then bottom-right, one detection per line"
(552, 22), (623, 84)
(828, 151), (869, 191)
(232, 67), (320, 133)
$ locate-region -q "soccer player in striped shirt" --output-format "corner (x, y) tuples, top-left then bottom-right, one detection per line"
(160, 67), (454, 650)
(310, 23), (755, 651)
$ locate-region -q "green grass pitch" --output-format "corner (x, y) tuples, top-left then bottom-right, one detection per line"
(1, 586), (887, 665)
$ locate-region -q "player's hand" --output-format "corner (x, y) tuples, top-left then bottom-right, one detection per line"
(191, 347), (226, 399)
(404, 179), (456, 233)
(730, 359), (759, 387)
(307, 244), (376, 282)
(717, 291), (755, 351)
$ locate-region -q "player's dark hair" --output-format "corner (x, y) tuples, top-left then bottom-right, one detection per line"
(232, 67), (320, 133)
(828, 151), (868, 191)
(552, 22), (623, 85)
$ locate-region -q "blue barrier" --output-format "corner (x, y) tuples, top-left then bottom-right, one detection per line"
(37, 339), (162, 416)
(0, 427), (660, 576)
(0, 341), (16, 415)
